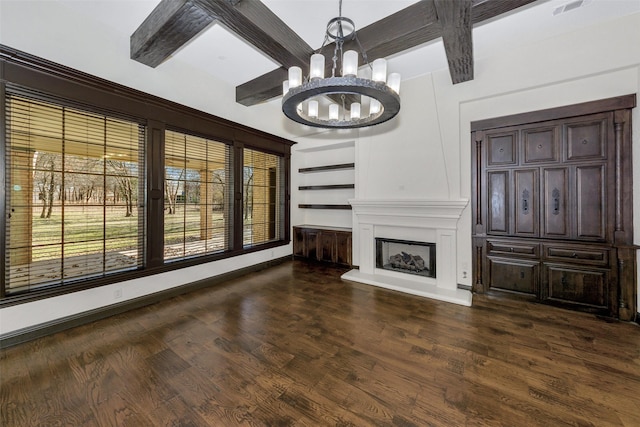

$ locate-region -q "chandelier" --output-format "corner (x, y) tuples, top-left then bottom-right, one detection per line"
(281, 0), (401, 129)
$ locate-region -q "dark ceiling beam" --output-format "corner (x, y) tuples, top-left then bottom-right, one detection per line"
(195, 0), (313, 69)
(342, 1), (440, 60)
(131, 0), (215, 68)
(236, 0), (539, 106)
(434, 0), (473, 84)
(236, 67), (288, 107)
(206, 0), (362, 107)
(132, 0), (540, 104)
(132, 0), (315, 70)
(237, 0), (441, 106)
(470, 0), (538, 23)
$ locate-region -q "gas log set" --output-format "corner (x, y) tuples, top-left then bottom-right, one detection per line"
(388, 252), (427, 272)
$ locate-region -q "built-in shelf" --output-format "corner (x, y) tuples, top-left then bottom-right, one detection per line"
(298, 184), (355, 191)
(298, 163), (355, 173)
(298, 204), (352, 210)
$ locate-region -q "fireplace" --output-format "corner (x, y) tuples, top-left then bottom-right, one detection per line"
(376, 238), (436, 278)
(341, 198), (472, 306)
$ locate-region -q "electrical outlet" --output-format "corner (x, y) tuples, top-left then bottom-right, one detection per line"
(462, 271), (467, 279)
(114, 287), (123, 299)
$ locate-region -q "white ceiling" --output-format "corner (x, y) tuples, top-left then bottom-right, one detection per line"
(59, 0), (640, 89)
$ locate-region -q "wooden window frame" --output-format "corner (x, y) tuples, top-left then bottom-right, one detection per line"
(0, 45), (293, 307)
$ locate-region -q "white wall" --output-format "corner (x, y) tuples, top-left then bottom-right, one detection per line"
(291, 12), (640, 307)
(0, 0), (290, 138)
(0, 0), (293, 337)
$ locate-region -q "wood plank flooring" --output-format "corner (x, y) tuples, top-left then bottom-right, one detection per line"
(1, 260), (639, 426)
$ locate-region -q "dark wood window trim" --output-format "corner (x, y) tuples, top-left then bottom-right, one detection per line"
(0, 45), (295, 307)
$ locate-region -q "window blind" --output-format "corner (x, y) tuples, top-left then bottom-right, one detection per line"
(4, 93), (145, 294)
(164, 129), (232, 261)
(243, 147), (284, 247)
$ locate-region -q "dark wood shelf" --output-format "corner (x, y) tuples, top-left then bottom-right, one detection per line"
(298, 163), (355, 173)
(298, 204), (352, 210)
(298, 184), (355, 191)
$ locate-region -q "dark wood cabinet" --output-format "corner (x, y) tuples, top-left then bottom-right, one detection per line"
(293, 225), (352, 267)
(472, 95), (637, 320)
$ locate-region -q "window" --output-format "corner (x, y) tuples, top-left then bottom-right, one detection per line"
(243, 148), (284, 246)
(164, 130), (232, 261)
(4, 93), (145, 295)
(1, 46), (293, 303)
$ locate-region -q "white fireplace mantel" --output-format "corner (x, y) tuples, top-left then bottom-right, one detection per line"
(342, 198), (473, 307)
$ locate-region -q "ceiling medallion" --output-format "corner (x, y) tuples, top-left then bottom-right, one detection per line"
(281, 0), (401, 129)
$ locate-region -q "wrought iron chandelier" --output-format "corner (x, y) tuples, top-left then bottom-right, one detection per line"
(281, 0), (401, 129)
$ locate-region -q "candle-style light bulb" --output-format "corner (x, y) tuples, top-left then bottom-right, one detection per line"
(288, 66), (302, 88)
(310, 54), (325, 80)
(350, 103), (361, 120)
(342, 50), (358, 77)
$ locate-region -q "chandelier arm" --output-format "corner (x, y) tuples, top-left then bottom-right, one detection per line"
(354, 34), (371, 69)
(331, 42), (339, 78)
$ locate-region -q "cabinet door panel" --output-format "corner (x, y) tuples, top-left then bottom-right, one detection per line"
(542, 168), (569, 238)
(523, 126), (559, 164)
(487, 131), (517, 166)
(335, 232), (352, 266)
(488, 257), (538, 295)
(319, 232), (336, 263)
(565, 116), (607, 161)
(306, 231), (319, 260)
(514, 169), (538, 237)
(293, 228), (305, 256)
(487, 171), (509, 234)
(545, 264), (608, 309)
(576, 165), (606, 240)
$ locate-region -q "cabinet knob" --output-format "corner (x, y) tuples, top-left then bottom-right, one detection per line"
(572, 252), (577, 258)
(510, 247), (514, 252)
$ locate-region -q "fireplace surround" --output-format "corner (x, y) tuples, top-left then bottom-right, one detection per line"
(342, 199), (472, 306)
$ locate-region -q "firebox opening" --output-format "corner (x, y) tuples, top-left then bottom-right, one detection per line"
(375, 238), (436, 278)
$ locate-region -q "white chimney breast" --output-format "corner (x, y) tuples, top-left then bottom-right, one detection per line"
(342, 198), (472, 306)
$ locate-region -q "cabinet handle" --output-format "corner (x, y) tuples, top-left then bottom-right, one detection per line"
(522, 189), (530, 215)
(552, 188), (560, 215)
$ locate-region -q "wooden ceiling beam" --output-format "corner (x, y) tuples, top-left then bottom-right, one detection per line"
(236, 0), (539, 106)
(434, 0), (473, 84)
(132, 0), (540, 104)
(131, 0), (215, 68)
(471, 0), (538, 23)
(194, 0), (313, 69)
(236, 0), (441, 106)
(132, 0), (315, 70)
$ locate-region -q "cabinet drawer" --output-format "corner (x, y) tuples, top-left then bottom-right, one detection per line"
(543, 244), (609, 266)
(487, 240), (539, 258)
(488, 257), (538, 296)
(544, 264), (608, 309)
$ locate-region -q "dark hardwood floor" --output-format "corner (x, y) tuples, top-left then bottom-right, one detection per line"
(1, 260), (639, 426)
